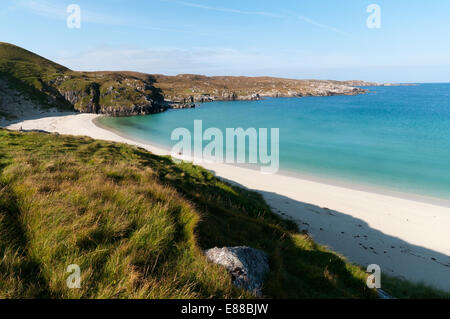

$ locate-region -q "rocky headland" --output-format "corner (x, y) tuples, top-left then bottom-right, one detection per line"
(0, 42), (380, 121)
(151, 74), (375, 106)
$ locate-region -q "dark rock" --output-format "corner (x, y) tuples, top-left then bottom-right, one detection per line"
(222, 91), (237, 100)
(170, 100), (196, 109)
(19, 128), (50, 134)
(100, 101), (168, 116)
(61, 82), (100, 114)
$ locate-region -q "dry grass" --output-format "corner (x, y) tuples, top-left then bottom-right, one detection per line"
(0, 131), (241, 298)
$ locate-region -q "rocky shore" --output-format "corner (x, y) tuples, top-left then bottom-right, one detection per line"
(155, 75), (373, 110)
(1, 73), (372, 120)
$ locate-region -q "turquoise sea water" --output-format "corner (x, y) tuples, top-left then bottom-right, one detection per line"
(98, 84), (450, 201)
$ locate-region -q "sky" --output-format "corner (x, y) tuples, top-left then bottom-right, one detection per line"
(1, 0), (450, 83)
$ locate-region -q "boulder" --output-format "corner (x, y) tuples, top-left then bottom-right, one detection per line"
(205, 246), (269, 296)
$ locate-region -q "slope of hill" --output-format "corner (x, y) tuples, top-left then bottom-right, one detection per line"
(0, 43), (166, 118)
(0, 129), (448, 299)
(0, 42), (374, 122)
(0, 128), (375, 298)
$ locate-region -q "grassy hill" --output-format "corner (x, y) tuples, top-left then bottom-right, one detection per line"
(0, 43), (165, 117)
(0, 129), (447, 299)
(0, 42), (373, 122)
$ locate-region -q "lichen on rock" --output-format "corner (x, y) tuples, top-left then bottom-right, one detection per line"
(205, 246), (269, 296)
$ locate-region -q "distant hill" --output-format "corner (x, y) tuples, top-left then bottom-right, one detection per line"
(0, 42), (376, 120)
(151, 74), (376, 104)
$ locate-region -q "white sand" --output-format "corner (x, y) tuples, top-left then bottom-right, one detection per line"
(5, 113), (450, 293)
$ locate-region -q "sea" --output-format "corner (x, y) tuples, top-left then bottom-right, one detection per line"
(98, 84), (450, 202)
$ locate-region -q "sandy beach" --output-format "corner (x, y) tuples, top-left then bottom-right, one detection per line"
(5, 113), (450, 293)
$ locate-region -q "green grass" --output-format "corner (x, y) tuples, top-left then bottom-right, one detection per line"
(0, 42), (72, 111)
(0, 42), (164, 114)
(0, 129), (447, 299)
(381, 275), (450, 299)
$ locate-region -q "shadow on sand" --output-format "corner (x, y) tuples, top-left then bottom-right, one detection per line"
(216, 174), (450, 293)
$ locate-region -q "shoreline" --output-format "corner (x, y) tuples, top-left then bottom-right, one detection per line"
(4, 112), (450, 293)
(97, 113), (450, 209)
(276, 168), (450, 209)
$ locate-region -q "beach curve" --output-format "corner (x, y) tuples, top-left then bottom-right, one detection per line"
(5, 113), (450, 293)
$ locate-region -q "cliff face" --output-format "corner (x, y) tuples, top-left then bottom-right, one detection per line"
(54, 73), (167, 116)
(35, 74), (168, 116)
(62, 83), (100, 114)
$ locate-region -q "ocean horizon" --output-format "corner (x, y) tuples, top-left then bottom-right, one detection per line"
(98, 83), (450, 202)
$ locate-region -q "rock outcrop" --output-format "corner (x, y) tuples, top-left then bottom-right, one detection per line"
(151, 74), (374, 106)
(62, 83), (100, 114)
(55, 76), (168, 116)
(205, 246), (269, 296)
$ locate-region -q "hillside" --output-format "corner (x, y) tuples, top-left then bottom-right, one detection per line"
(0, 129), (448, 299)
(0, 43), (166, 117)
(0, 128), (371, 298)
(0, 42), (374, 122)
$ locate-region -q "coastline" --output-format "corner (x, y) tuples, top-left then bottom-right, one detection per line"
(276, 167), (450, 209)
(4, 113), (450, 293)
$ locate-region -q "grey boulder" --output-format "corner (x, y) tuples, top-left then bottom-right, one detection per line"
(205, 246), (269, 296)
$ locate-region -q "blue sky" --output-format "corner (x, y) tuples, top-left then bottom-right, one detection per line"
(1, 0), (450, 82)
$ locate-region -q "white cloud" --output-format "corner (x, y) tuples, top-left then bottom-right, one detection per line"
(165, 0), (283, 18)
(16, 0), (350, 37)
(17, 0), (65, 19)
(53, 46), (372, 77)
(296, 15), (350, 36)
(17, 0), (123, 24)
(55, 47), (266, 74)
(15, 0), (203, 34)
(164, 0), (350, 36)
